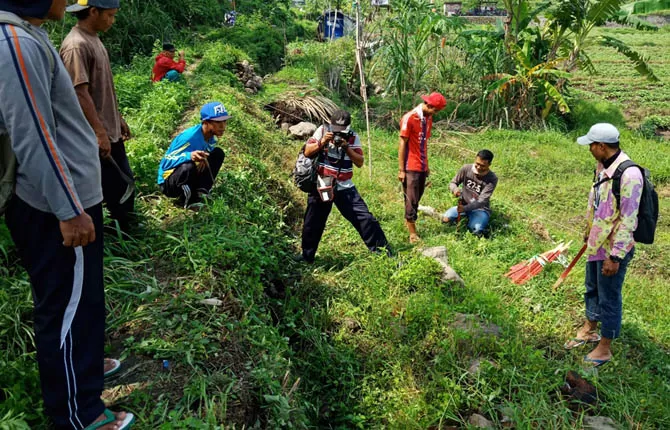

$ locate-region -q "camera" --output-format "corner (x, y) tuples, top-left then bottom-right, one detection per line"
(326, 125), (352, 147)
(332, 134), (348, 147)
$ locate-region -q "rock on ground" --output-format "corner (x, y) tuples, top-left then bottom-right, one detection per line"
(467, 358), (498, 375)
(583, 416), (619, 430)
(451, 313), (502, 338)
(420, 246), (465, 286)
(289, 122), (317, 139)
(468, 413), (495, 428)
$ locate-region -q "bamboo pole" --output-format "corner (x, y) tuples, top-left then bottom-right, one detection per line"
(552, 244), (587, 291)
(354, 1), (373, 179)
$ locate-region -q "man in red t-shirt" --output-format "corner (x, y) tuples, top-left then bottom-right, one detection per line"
(151, 42), (186, 82)
(398, 92), (446, 243)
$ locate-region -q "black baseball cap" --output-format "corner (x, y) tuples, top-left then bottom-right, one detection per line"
(329, 109), (351, 133)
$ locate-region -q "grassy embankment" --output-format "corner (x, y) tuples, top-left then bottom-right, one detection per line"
(1, 22), (668, 430)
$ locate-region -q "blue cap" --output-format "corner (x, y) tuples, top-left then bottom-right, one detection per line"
(67, 0), (121, 13)
(0, 0), (53, 18)
(577, 123), (620, 145)
(200, 102), (231, 122)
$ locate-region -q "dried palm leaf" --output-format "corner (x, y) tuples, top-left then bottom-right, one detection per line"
(270, 92), (340, 124)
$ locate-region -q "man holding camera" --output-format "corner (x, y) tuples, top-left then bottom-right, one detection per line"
(297, 110), (389, 263)
(157, 102), (228, 207)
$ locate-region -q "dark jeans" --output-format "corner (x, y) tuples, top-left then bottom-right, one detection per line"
(301, 186), (389, 262)
(403, 171), (427, 222)
(6, 197), (106, 429)
(160, 147), (225, 198)
(443, 206), (491, 234)
(100, 139), (134, 230)
(584, 248), (635, 339)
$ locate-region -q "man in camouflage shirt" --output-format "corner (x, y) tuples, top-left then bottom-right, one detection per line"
(564, 123), (643, 367)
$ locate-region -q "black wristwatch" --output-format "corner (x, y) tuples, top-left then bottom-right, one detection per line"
(609, 255), (623, 263)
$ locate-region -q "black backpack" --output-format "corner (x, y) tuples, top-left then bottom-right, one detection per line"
(292, 142), (347, 193)
(594, 160), (659, 244)
(293, 145), (322, 193)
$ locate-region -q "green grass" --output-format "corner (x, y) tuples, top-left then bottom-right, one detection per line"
(572, 26), (670, 127)
(1, 24), (669, 430)
(287, 117), (670, 428)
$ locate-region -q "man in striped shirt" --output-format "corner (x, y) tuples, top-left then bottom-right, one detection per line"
(398, 92), (446, 243)
(0, 0), (133, 428)
(297, 110), (389, 263)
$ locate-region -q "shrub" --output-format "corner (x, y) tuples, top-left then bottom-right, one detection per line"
(195, 41), (252, 80)
(286, 38), (357, 94)
(639, 115), (670, 139)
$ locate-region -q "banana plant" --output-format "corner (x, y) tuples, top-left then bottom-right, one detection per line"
(485, 40), (571, 127)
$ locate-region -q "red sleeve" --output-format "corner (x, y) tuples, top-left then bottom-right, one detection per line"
(156, 56), (186, 72)
(172, 59), (186, 73)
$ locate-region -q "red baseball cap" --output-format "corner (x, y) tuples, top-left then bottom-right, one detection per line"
(421, 92), (447, 111)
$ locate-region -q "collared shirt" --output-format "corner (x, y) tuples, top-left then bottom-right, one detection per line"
(157, 124), (216, 184)
(399, 104), (432, 172)
(586, 151), (643, 261)
(307, 125), (363, 191)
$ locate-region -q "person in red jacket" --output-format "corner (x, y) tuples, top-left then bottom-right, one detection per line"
(151, 42), (185, 82)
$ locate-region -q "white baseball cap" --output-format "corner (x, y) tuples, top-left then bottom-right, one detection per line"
(577, 123), (620, 145)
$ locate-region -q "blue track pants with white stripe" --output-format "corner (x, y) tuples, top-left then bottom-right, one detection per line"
(6, 197), (105, 430)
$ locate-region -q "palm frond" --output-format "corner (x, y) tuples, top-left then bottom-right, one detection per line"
(518, 1), (553, 30)
(587, 0), (627, 25)
(611, 12), (659, 30)
(599, 35), (660, 82)
(271, 93), (340, 124)
(577, 51), (598, 76)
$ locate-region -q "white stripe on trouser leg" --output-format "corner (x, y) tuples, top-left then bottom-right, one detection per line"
(63, 334), (82, 429)
(60, 247), (84, 348)
(60, 247), (85, 429)
(69, 331), (84, 428)
(63, 338), (76, 429)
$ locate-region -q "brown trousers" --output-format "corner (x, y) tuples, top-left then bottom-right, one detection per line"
(403, 171), (427, 221)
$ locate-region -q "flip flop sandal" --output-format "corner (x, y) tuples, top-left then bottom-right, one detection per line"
(85, 409), (135, 429)
(563, 333), (601, 350)
(584, 356), (611, 368)
(564, 338), (587, 350)
(103, 358), (121, 378)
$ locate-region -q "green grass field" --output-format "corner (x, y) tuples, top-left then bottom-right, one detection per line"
(572, 26), (670, 128)
(1, 21), (669, 430)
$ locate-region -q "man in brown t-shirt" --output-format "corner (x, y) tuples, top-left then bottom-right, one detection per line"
(60, 0), (136, 233)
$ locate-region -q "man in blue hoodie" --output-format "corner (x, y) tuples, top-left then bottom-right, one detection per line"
(157, 101), (229, 207)
(0, 1), (133, 428)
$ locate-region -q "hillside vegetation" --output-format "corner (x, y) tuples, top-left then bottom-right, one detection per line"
(1, 4), (668, 429)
